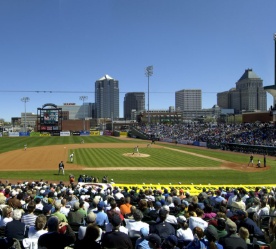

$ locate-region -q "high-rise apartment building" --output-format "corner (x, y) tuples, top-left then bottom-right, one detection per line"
(124, 92), (145, 120)
(217, 69), (267, 113)
(175, 89), (202, 111)
(95, 75), (119, 119)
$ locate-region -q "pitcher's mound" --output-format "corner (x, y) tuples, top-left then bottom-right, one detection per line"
(123, 153), (150, 158)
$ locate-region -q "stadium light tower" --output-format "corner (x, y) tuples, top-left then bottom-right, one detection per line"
(79, 96), (88, 131)
(21, 97), (30, 133)
(145, 65), (153, 123)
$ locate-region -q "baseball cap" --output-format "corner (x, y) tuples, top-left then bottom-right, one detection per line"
(43, 204), (52, 213)
(205, 225), (219, 241)
(177, 215), (187, 223)
(146, 234), (162, 246)
(235, 210), (247, 216)
(162, 205), (170, 212)
(97, 201), (105, 209)
(155, 201), (162, 208)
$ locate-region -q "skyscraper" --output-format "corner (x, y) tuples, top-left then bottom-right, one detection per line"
(217, 69), (267, 113)
(124, 92), (145, 120)
(95, 74), (119, 119)
(175, 89), (202, 111)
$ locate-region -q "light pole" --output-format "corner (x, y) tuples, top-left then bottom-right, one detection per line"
(145, 65), (153, 123)
(21, 97), (30, 133)
(79, 96), (88, 131)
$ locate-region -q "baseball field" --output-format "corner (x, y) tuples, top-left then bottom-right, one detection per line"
(0, 135), (274, 188)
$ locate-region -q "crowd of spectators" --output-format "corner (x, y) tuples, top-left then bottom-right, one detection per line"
(135, 122), (276, 153)
(0, 179), (275, 248)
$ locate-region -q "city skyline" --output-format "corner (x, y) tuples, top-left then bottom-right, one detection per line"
(0, 1), (276, 121)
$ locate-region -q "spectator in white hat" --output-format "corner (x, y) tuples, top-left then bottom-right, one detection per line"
(176, 215), (194, 241)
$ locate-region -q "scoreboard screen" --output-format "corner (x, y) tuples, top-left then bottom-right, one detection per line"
(40, 109), (59, 125)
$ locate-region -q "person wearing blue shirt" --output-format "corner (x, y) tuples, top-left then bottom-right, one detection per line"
(94, 201), (109, 228)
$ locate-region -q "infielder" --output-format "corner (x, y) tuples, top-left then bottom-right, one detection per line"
(70, 153), (74, 163)
(58, 161), (65, 175)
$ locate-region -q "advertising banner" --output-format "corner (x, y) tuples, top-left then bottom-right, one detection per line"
(80, 131), (90, 136)
(104, 130), (112, 136)
(112, 184), (276, 196)
(9, 132), (20, 137)
(19, 132), (30, 137)
(40, 133), (51, 137)
(52, 132), (60, 136)
(60, 131), (70, 136)
(72, 132), (80, 136)
(90, 131), (100, 136)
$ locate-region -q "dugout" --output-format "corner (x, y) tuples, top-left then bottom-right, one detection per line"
(222, 143), (276, 156)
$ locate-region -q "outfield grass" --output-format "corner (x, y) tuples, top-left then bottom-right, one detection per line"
(0, 136), (133, 153)
(0, 136), (276, 184)
(75, 148), (221, 167)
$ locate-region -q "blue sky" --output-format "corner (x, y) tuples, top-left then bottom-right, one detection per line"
(0, 0), (276, 121)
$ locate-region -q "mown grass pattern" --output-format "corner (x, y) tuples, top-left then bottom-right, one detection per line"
(74, 148), (221, 168)
(0, 136), (276, 184)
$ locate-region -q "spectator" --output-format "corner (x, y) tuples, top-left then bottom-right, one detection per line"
(101, 212), (133, 249)
(125, 205), (137, 220)
(150, 209), (176, 241)
(0, 193), (7, 211)
(7, 191), (22, 209)
(52, 202), (68, 223)
(5, 209), (27, 241)
(74, 224), (101, 249)
(60, 198), (70, 217)
(246, 197), (260, 217)
(135, 227), (150, 249)
(120, 197), (132, 217)
(238, 227), (250, 244)
(176, 215), (193, 241)
(38, 216), (76, 249)
(236, 210), (264, 240)
(78, 211), (102, 241)
(42, 204), (52, 222)
(138, 199), (151, 222)
(0, 206), (13, 226)
(21, 201), (37, 226)
(34, 197), (43, 211)
(163, 234), (180, 249)
(27, 214), (47, 238)
(189, 208), (208, 231)
(254, 199), (269, 226)
(185, 227), (206, 249)
(204, 225), (223, 249)
(148, 201), (162, 221)
(125, 209), (149, 238)
(67, 201), (86, 224)
(146, 234), (162, 249)
(203, 204), (216, 220)
(215, 218), (227, 239)
(94, 201), (109, 229)
(219, 221), (247, 249)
